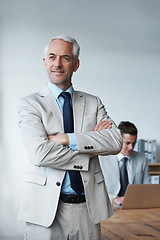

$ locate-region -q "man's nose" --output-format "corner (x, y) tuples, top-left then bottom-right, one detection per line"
(54, 57), (62, 67)
(129, 144), (134, 150)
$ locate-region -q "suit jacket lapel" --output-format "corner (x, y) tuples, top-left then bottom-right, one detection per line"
(108, 155), (121, 194)
(112, 156), (120, 181)
(38, 87), (86, 133)
(130, 151), (136, 183)
(39, 86), (63, 131)
(72, 90), (85, 132)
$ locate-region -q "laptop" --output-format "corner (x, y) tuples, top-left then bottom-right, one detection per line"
(113, 184), (160, 210)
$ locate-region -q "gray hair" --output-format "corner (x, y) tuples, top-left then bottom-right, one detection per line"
(44, 35), (80, 60)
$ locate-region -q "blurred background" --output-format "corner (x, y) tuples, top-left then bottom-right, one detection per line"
(0, 0), (160, 238)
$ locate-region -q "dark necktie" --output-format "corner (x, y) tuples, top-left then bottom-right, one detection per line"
(60, 91), (84, 195)
(118, 157), (129, 197)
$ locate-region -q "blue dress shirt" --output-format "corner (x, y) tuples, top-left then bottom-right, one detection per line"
(47, 81), (79, 194)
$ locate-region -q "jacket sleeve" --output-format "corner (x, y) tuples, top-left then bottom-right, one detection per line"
(18, 98), (89, 171)
(74, 96), (122, 156)
(142, 155), (151, 184)
(18, 94), (122, 170)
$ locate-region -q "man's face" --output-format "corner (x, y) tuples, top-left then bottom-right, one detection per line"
(43, 39), (79, 90)
(121, 133), (137, 156)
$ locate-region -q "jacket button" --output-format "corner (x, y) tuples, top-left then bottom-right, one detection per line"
(80, 166), (83, 169)
(84, 146), (88, 150)
(91, 146), (94, 149)
(56, 182), (61, 186)
(74, 165), (77, 169)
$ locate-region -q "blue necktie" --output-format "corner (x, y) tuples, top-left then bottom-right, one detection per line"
(60, 92), (84, 195)
(118, 157), (129, 196)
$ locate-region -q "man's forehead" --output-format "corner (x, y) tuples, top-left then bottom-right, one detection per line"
(123, 133), (137, 142)
(47, 39), (73, 56)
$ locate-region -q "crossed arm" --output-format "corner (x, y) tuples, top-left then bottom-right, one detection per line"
(18, 95), (122, 168)
(48, 120), (112, 146)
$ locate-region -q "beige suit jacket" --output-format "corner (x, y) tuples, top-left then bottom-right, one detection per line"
(18, 86), (122, 227)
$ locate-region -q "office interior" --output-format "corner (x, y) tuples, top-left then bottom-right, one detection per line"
(0, 0), (160, 239)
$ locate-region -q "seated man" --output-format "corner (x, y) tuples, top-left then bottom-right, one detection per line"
(99, 121), (151, 207)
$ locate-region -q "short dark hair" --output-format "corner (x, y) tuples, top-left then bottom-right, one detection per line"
(118, 121), (138, 136)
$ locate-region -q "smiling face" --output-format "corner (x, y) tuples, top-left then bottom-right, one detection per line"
(43, 39), (79, 91)
(121, 133), (137, 156)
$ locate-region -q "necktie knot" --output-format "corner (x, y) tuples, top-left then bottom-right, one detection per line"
(60, 91), (71, 100)
(121, 157), (128, 164)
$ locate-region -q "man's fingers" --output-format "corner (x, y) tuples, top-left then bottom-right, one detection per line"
(94, 120), (112, 131)
(99, 121), (112, 130)
(94, 120), (106, 131)
(113, 196), (124, 205)
(48, 134), (69, 145)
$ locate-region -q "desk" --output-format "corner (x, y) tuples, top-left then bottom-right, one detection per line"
(101, 208), (160, 239)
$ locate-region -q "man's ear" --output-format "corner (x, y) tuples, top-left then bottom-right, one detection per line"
(43, 58), (47, 69)
(73, 59), (80, 72)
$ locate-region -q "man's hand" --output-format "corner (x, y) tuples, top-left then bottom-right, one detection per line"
(94, 120), (112, 131)
(112, 196), (124, 206)
(90, 120), (112, 158)
(48, 134), (69, 146)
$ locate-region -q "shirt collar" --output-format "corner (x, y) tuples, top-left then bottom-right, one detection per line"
(47, 81), (73, 99)
(117, 152), (131, 162)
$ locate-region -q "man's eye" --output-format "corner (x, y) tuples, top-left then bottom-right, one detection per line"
(49, 56), (55, 59)
(62, 56), (70, 60)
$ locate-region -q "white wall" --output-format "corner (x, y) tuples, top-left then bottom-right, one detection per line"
(0, 0), (160, 237)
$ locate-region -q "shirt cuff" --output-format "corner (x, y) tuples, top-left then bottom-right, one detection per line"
(67, 133), (78, 150)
